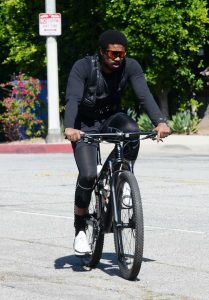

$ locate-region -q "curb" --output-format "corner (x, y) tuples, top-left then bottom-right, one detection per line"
(0, 143), (73, 154)
(0, 134), (208, 154)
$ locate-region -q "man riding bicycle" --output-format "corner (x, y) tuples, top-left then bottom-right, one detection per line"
(64, 29), (170, 256)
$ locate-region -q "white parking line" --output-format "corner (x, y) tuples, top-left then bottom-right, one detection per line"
(15, 210), (73, 219)
(145, 225), (205, 235)
(15, 210), (205, 235)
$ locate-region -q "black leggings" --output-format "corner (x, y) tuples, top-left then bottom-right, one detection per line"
(72, 112), (140, 208)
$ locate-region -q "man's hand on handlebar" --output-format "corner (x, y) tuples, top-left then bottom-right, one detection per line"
(154, 122), (171, 142)
(64, 128), (83, 142)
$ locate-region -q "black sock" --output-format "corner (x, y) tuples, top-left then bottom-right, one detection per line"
(74, 214), (88, 236)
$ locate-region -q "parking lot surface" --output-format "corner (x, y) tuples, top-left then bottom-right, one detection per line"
(0, 147), (209, 299)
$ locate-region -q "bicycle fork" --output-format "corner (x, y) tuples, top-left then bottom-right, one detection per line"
(109, 161), (126, 260)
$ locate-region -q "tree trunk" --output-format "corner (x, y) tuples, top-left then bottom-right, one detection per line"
(157, 89), (169, 119)
(197, 104), (209, 135)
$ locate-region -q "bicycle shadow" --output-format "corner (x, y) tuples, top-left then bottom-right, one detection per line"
(54, 253), (155, 279)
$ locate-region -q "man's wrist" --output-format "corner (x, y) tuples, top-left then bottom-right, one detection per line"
(157, 117), (168, 125)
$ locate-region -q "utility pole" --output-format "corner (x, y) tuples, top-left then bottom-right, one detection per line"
(45, 0), (62, 143)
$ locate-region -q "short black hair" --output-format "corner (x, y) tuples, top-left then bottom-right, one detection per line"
(99, 29), (128, 50)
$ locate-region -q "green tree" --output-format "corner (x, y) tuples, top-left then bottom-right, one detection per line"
(0, 0), (46, 81)
(56, 0), (107, 102)
(0, 0), (107, 102)
(1, 0), (209, 121)
(105, 0), (209, 117)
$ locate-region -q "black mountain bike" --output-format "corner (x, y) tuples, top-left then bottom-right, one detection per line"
(80, 131), (157, 280)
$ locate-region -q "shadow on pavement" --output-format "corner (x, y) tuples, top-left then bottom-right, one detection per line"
(54, 253), (155, 278)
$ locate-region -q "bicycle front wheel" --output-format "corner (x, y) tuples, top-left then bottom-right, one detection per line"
(114, 171), (144, 280)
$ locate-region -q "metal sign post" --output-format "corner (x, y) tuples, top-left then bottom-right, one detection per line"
(39, 0), (62, 143)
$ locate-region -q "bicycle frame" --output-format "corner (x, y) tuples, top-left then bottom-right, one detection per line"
(94, 138), (134, 232)
(85, 131), (157, 231)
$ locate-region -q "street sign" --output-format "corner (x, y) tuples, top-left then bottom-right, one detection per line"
(39, 13), (61, 36)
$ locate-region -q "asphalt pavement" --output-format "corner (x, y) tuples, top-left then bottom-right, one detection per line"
(0, 135), (209, 299)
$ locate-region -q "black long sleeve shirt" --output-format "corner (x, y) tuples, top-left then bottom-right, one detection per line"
(64, 56), (165, 128)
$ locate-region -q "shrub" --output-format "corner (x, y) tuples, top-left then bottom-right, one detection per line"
(168, 110), (200, 134)
(127, 109), (154, 131)
(126, 108), (137, 121)
(137, 113), (154, 131)
(0, 74), (46, 141)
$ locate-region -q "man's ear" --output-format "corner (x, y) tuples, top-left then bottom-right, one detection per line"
(100, 48), (105, 56)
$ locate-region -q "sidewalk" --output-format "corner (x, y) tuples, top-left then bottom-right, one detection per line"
(140, 134), (209, 155)
(0, 134), (208, 154)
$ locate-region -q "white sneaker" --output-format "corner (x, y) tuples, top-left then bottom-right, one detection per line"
(73, 231), (92, 256)
(122, 182), (132, 207)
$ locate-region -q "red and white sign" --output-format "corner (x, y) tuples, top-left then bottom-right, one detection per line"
(39, 13), (61, 36)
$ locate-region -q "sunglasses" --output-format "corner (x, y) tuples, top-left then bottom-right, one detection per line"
(105, 50), (126, 59)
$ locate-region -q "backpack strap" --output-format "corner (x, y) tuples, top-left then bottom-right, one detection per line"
(81, 54), (99, 108)
(88, 54), (99, 92)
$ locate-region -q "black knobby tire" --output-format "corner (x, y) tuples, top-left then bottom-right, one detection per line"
(85, 189), (104, 268)
(114, 171), (144, 280)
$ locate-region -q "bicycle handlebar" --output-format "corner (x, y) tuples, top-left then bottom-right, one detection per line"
(80, 131), (158, 143)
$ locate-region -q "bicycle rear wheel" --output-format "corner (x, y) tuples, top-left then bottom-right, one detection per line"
(85, 189), (104, 268)
(114, 171), (144, 280)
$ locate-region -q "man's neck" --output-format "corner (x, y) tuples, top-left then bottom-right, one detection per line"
(100, 62), (114, 74)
